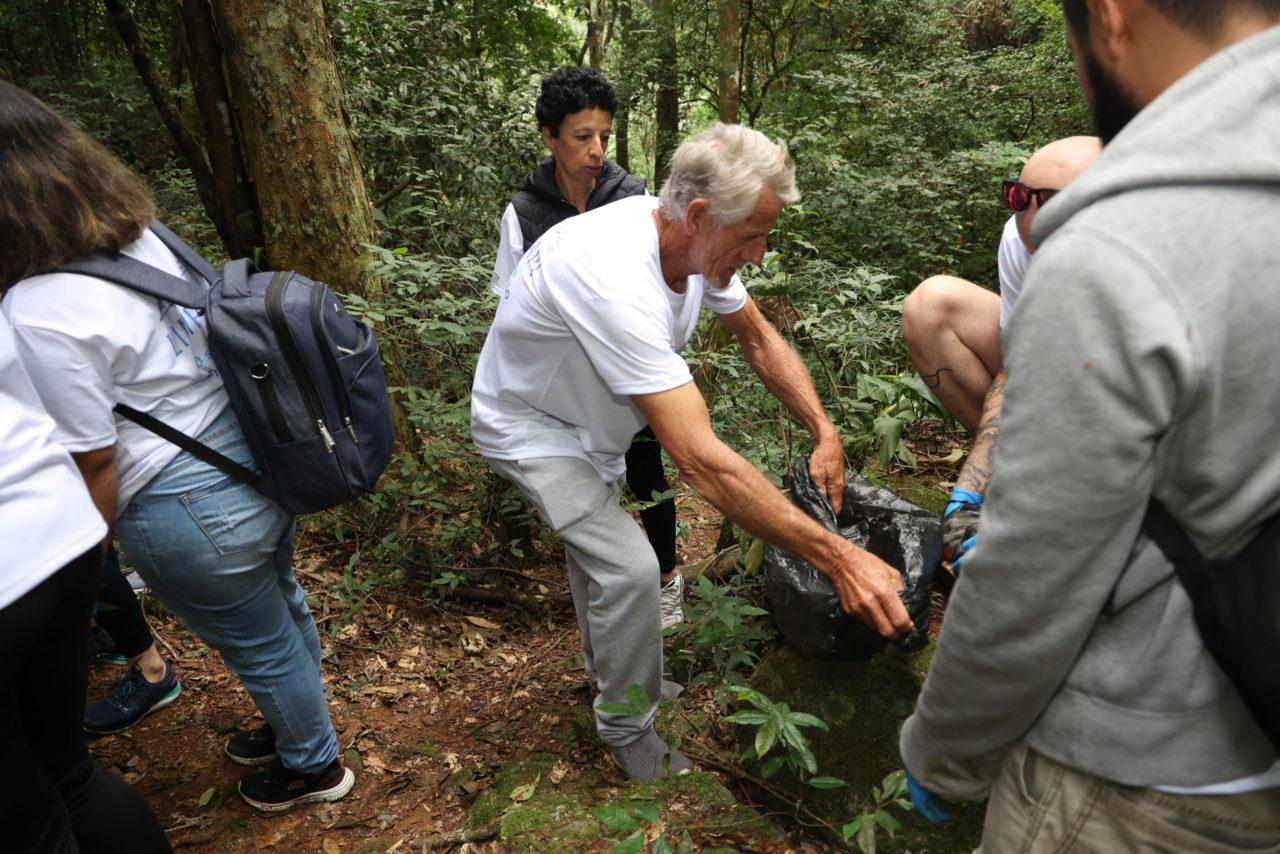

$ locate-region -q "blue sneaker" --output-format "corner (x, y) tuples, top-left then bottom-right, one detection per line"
(84, 661), (181, 735)
(87, 624), (126, 666)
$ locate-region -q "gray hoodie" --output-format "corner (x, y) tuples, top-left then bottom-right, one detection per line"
(901, 25), (1280, 798)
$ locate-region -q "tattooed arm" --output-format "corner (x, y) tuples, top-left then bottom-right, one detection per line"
(941, 370), (1006, 570)
(956, 370), (1007, 496)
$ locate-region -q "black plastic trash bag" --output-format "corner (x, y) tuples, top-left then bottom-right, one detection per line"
(764, 456), (939, 659)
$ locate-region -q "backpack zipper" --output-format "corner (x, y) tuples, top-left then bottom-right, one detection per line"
(309, 283), (358, 444)
(266, 271), (336, 453)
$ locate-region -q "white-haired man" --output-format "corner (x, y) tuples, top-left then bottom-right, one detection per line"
(471, 123), (912, 779)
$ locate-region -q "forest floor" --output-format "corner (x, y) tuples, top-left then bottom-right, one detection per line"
(86, 433), (962, 854)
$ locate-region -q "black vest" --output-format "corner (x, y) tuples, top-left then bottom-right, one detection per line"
(509, 157), (647, 250)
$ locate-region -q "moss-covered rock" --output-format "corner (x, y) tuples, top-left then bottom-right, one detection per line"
(465, 746), (784, 852)
(748, 644), (985, 851)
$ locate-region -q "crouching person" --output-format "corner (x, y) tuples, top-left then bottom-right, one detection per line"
(0, 81), (353, 813)
(471, 123), (912, 779)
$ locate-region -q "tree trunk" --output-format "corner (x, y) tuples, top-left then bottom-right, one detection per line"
(614, 0), (633, 171)
(179, 0), (262, 258)
(586, 0), (607, 69)
(716, 0), (740, 123)
(651, 0), (679, 186)
(211, 0), (416, 451)
(102, 0), (227, 247)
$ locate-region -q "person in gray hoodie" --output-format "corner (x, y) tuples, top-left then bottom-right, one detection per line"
(899, 0), (1280, 848)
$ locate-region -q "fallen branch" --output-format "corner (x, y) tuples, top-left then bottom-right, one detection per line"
(442, 584), (572, 610)
(412, 823), (498, 850)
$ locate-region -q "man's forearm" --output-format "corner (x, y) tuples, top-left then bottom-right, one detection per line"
(734, 309), (838, 442)
(956, 369), (1006, 495)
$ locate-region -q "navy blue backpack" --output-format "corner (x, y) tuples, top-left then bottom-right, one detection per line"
(61, 222), (395, 515)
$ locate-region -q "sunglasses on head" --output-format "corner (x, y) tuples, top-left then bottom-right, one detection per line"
(1002, 178), (1058, 212)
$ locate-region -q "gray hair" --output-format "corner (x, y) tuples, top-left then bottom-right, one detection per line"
(658, 123), (799, 225)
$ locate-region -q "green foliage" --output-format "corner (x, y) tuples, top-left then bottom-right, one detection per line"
(841, 770), (914, 854)
(723, 685), (843, 789)
(594, 803), (690, 854)
(666, 575), (775, 687)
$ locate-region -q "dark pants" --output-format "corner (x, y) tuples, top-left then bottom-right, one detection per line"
(92, 545), (153, 658)
(625, 426), (677, 577)
(0, 546), (171, 854)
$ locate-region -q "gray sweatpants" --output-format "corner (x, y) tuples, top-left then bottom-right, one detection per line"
(486, 456), (661, 747)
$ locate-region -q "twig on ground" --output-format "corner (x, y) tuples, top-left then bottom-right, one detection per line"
(412, 823), (498, 850)
(443, 584), (572, 610)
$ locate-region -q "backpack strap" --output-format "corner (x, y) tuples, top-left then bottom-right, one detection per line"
(114, 404), (265, 492)
(147, 221), (220, 285)
(58, 251), (206, 309)
(220, 257), (255, 298)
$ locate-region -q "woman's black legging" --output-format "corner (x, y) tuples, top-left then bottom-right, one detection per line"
(625, 426), (677, 577)
(92, 543), (154, 658)
(0, 546), (171, 854)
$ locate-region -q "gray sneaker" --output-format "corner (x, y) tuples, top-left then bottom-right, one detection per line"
(609, 730), (693, 781)
(659, 572), (685, 630)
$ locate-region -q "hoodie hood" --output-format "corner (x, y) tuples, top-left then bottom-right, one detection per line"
(1034, 25), (1280, 247)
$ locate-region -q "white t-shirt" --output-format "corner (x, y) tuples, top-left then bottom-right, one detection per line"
(2, 229), (229, 515)
(0, 314), (107, 610)
(489, 203), (526, 298)
(997, 215), (1032, 328)
(471, 195), (747, 481)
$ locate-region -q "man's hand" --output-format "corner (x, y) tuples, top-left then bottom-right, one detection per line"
(808, 432), (847, 515)
(942, 486), (982, 571)
(905, 767), (951, 824)
(825, 544), (912, 639)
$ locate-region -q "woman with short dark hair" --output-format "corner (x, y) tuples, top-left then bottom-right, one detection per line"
(0, 80), (352, 813)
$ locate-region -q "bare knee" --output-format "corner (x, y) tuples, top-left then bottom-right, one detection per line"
(904, 276), (972, 352)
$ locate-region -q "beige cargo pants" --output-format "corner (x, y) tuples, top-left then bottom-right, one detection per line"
(979, 743), (1280, 852)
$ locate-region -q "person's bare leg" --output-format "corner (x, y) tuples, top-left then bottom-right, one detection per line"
(902, 276), (1003, 432)
(127, 643), (168, 682)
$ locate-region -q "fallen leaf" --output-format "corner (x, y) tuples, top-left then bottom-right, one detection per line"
(323, 838), (341, 854)
(510, 775), (539, 802)
(198, 786), (215, 807)
(549, 762), (569, 784)
(465, 616), (502, 630)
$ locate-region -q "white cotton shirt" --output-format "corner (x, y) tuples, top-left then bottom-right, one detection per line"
(996, 215), (1032, 328)
(489, 203), (526, 298)
(2, 229), (229, 516)
(471, 195), (747, 481)
(0, 314), (107, 609)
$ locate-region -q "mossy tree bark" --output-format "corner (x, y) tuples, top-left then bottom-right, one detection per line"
(716, 0), (741, 124)
(652, 0), (679, 186)
(212, 0), (417, 452)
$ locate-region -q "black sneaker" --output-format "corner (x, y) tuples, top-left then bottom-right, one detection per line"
(84, 661), (181, 735)
(87, 624), (125, 665)
(226, 723), (277, 767)
(238, 758), (355, 813)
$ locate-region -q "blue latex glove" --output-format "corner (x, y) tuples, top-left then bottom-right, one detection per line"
(942, 487), (982, 568)
(952, 535), (978, 571)
(905, 767), (951, 824)
(944, 487), (983, 518)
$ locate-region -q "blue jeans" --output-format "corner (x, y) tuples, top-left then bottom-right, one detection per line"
(115, 407), (338, 774)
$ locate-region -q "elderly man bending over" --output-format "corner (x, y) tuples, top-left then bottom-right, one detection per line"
(471, 123), (912, 780)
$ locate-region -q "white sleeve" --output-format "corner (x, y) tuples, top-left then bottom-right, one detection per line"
(701, 273), (749, 315)
(560, 295), (693, 396)
(8, 323), (119, 453)
(489, 204), (525, 298)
